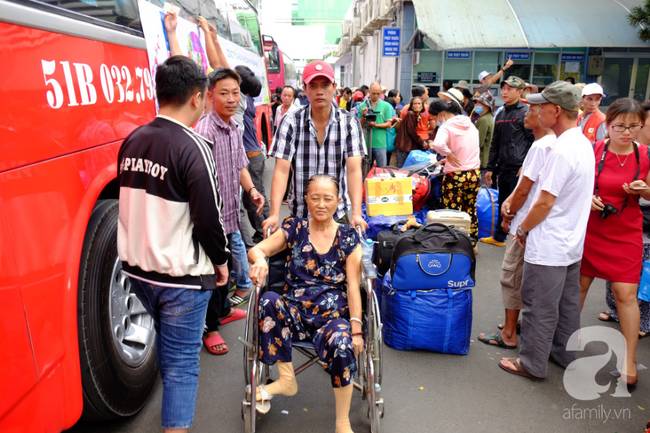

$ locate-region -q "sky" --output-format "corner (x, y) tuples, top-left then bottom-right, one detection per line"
(258, 0), (344, 62)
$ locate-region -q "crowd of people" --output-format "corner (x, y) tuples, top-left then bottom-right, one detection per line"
(116, 12), (649, 432)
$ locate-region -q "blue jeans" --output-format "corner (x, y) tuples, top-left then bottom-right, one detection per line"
(371, 148), (387, 167)
(130, 278), (211, 429)
(228, 231), (252, 291)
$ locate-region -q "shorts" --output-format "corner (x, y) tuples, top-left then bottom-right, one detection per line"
(500, 235), (524, 310)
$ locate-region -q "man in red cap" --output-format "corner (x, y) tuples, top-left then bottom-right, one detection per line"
(263, 60), (367, 231)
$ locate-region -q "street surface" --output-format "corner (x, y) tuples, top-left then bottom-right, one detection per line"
(68, 159), (650, 433)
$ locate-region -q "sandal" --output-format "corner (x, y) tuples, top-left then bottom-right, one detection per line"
(203, 331), (229, 355)
(598, 311), (617, 323)
(220, 308), (247, 325)
(246, 384), (272, 414)
(498, 357), (542, 381)
(478, 331), (517, 349)
(497, 321), (521, 334)
(229, 292), (251, 307)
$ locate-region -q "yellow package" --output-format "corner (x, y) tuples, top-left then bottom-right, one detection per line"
(365, 177), (413, 217)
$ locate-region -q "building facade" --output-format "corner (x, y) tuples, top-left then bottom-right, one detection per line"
(338, 0), (650, 105)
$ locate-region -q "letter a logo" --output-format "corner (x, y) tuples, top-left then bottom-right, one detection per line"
(563, 326), (630, 401)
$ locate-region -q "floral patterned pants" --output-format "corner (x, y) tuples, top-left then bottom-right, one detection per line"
(441, 169), (481, 242)
(258, 291), (357, 387)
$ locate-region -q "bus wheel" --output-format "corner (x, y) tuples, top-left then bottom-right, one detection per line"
(78, 199), (158, 420)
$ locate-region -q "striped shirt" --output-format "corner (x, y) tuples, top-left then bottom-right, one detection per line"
(195, 111), (249, 234)
(269, 103), (366, 219)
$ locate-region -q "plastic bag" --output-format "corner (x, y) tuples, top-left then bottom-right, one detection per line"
(403, 150), (436, 169)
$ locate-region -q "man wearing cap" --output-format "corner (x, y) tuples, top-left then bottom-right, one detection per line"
(481, 76), (535, 247)
(263, 60), (367, 232)
(498, 81), (595, 380)
(472, 91), (496, 169)
(356, 82), (396, 168)
(578, 83), (607, 144)
(476, 58), (515, 93)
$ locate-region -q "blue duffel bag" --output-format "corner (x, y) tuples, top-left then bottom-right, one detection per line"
(381, 272), (472, 355)
(477, 187), (499, 239)
(390, 223), (475, 291)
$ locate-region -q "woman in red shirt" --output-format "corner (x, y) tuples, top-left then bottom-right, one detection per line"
(580, 98), (650, 390)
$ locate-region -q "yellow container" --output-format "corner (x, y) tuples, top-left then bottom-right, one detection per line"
(365, 177), (413, 217)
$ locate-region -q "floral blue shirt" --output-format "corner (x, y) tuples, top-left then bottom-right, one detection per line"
(281, 217), (360, 306)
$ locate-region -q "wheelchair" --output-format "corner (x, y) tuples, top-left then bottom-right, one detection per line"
(240, 229), (384, 433)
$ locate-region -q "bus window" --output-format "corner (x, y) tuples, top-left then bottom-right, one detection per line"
(36, 0), (143, 31)
(266, 45), (280, 73)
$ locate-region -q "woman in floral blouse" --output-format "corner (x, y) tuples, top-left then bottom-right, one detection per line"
(248, 174), (363, 433)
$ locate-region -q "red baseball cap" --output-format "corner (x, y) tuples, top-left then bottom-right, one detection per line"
(303, 60), (335, 85)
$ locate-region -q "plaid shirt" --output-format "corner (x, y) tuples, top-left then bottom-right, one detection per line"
(195, 112), (248, 234)
(269, 104), (366, 219)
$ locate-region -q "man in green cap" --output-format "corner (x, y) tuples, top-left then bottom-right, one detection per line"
(482, 76), (535, 247)
(498, 81), (595, 380)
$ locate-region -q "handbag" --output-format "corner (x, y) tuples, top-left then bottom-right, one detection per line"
(639, 260), (650, 302)
(374, 223), (417, 276)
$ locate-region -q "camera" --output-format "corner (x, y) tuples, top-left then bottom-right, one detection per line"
(600, 203), (618, 219)
(364, 110), (378, 122)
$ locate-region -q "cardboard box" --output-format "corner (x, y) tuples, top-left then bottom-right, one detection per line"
(365, 177), (413, 216)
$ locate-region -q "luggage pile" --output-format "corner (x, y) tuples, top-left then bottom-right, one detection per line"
(380, 223), (475, 355)
(362, 149), (477, 356)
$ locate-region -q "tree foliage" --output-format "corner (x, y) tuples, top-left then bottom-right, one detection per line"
(629, 0), (650, 42)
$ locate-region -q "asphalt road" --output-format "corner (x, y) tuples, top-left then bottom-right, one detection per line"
(68, 159), (650, 433)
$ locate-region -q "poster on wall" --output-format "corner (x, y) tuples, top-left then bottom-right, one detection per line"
(137, 0), (269, 107)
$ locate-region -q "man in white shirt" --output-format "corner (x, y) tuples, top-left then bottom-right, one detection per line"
(478, 104), (555, 349)
(498, 81), (595, 380)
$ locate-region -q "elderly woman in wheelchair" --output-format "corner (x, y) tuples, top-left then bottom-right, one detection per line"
(248, 175), (363, 433)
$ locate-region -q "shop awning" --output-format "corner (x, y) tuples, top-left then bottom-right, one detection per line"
(412, 0), (649, 49)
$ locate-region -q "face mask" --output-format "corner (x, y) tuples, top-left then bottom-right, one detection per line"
(474, 106), (484, 115)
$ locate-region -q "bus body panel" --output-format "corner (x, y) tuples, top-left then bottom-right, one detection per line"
(0, 141), (124, 432)
(0, 17), (151, 431)
(0, 21), (155, 173)
(1, 3), (274, 431)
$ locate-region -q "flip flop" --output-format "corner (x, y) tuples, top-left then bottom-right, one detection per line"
(478, 331), (517, 349)
(220, 308), (247, 325)
(203, 332), (229, 355)
(498, 357), (542, 381)
(598, 311), (617, 323)
(229, 292), (251, 307)
(497, 322), (521, 334)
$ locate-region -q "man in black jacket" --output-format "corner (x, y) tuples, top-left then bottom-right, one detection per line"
(482, 76), (535, 246)
(118, 56), (229, 432)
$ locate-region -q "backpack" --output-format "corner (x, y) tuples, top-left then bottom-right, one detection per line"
(390, 223), (475, 291)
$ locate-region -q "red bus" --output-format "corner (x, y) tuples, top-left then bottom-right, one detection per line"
(0, 0), (270, 431)
(263, 34), (299, 92)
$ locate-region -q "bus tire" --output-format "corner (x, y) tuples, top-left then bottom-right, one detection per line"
(78, 199), (158, 420)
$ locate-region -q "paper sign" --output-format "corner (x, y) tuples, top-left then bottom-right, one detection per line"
(565, 61), (580, 73)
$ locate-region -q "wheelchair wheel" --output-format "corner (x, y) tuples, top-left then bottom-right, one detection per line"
(364, 282), (384, 432)
(242, 285), (269, 433)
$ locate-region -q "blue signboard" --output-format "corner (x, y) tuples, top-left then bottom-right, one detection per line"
(382, 27), (400, 57)
(447, 51), (471, 59)
(561, 54), (585, 62)
(506, 52), (530, 61)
